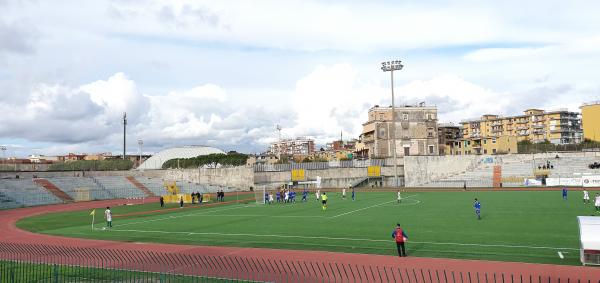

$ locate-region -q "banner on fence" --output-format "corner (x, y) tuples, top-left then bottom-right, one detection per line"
(582, 175), (600, 187)
(546, 178), (583, 187)
(524, 179), (542, 186)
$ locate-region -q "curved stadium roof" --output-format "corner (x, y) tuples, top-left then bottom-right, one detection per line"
(138, 145), (225, 170)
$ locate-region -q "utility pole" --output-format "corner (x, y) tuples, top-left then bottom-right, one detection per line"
(138, 139), (143, 168)
(276, 124), (282, 159)
(381, 60), (404, 188)
(123, 112), (127, 160)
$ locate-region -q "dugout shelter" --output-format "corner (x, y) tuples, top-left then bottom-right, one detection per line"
(578, 216), (600, 265)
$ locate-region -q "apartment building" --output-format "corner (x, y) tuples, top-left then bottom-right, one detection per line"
(438, 123), (462, 155)
(269, 138), (315, 156)
(360, 104), (439, 158)
(581, 101), (600, 142)
(461, 109), (582, 145)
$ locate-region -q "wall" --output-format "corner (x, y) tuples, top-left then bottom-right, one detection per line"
(404, 155), (481, 187)
(0, 170), (165, 179)
(164, 167), (254, 190)
(582, 103), (600, 142)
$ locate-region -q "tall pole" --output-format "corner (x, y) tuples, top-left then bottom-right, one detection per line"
(382, 60), (403, 188)
(138, 139), (143, 168)
(123, 112), (127, 160)
(390, 69), (399, 187)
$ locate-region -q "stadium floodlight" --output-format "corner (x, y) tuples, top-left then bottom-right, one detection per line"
(138, 139), (143, 168)
(381, 60), (404, 188)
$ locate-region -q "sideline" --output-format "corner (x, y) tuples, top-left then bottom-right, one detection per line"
(103, 228), (578, 251)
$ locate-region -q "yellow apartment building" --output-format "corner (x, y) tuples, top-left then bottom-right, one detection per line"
(447, 135), (517, 155)
(461, 109), (582, 145)
(580, 102), (600, 142)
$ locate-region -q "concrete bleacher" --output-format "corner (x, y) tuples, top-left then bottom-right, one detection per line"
(92, 176), (147, 199)
(45, 177), (115, 201)
(416, 152), (600, 188)
(133, 177), (236, 196)
(0, 180), (62, 209)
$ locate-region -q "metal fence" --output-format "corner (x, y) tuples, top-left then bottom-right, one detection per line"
(253, 159), (388, 172)
(0, 243), (596, 283)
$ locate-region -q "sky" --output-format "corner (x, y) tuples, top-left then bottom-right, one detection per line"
(1, 0), (600, 157)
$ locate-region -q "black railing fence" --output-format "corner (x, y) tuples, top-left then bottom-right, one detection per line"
(0, 242), (597, 283)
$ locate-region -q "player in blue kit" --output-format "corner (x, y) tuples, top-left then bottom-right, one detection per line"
(276, 191), (281, 203)
(302, 189), (308, 202)
(351, 188), (355, 201)
(562, 187), (568, 200)
(473, 198), (481, 220)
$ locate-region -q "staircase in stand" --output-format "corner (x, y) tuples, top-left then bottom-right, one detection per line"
(33, 178), (74, 203)
(126, 176), (156, 197)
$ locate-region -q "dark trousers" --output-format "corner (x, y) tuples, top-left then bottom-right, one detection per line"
(396, 242), (406, 257)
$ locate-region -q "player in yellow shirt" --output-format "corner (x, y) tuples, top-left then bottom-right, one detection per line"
(321, 193), (328, 210)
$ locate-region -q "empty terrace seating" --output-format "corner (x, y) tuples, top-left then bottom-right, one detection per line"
(44, 177), (114, 201)
(130, 176), (168, 196)
(0, 179), (61, 208)
(92, 176), (147, 199)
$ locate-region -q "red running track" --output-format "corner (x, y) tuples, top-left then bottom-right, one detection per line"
(1, 198), (599, 282)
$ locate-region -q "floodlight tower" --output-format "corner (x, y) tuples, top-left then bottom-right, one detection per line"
(138, 139), (143, 167)
(123, 112), (127, 160)
(381, 60), (404, 188)
(276, 124), (282, 159)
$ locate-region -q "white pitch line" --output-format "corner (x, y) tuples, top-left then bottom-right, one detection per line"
(330, 194), (419, 218)
(114, 204), (252, 228)
(106, 228), (577, 251)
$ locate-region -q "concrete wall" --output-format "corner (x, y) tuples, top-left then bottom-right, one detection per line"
(0, 170), (165, 179)
(404, 155), (481, 187)
(164, 167), (254, 190)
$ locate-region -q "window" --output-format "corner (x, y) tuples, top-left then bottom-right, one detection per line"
(492, 138), (496, 144)
(428, 145), (434, 154)
(493, 149), (497, 154)
(483, 140), (487, 144)
(403, 114), (409, 120)
(484, 149), (487, 154)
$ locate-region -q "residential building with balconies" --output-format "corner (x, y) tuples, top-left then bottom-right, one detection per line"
(580, 101), (600, 142)
(460, 108), (582, 145)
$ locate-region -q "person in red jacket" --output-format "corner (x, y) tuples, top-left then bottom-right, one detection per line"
(391, 223), (408, 257)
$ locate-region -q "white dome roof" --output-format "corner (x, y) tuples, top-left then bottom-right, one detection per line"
(138, 146), (225, 170)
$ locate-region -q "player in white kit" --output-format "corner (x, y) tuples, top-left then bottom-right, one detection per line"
(583, 190), (590, 204)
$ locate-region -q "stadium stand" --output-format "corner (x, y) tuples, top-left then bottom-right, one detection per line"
(33, 178), (75, 202)
(417, 153), (600, 188)
(0, 180), (62, 209)
(44, 177), (115, 201)
(92, 176), (147, 199)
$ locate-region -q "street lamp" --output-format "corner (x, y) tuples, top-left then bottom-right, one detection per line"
(381, 60), (404, 188)
(138, 139), (143, 168)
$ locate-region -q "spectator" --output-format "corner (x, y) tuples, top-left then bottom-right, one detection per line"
(160, 196), (164, 208)
(180, 196), (184, 208)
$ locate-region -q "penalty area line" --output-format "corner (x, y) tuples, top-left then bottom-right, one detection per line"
(330, 194), (419, 218)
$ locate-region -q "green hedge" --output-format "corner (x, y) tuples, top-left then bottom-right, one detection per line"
(163, 152), (248, 169)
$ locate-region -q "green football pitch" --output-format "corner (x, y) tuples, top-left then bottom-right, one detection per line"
(17, 190), (598, 266)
